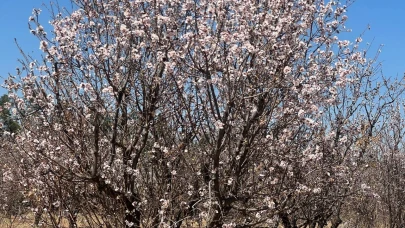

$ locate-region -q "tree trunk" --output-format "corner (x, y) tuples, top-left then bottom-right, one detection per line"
(68, 208), (78, 228)
(279, 212), (298, 228)
(208, 204), (223, 228)
(124, 196), (141, 228)
(330, 215), (342, 228)
(33, 207), (43, 227)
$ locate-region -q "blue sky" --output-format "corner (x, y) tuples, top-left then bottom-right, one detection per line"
(0, 0), (404, 95)
(344, 0), (405, 78)
(0, 0), (72, 94)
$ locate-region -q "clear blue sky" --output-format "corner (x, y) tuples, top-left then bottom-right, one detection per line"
(0, 0), (72, 94)
(0, 0), (404, 95)
(344, 0), (405, 78)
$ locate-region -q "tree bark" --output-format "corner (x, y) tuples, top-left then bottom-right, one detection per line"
(330, 215), (342, 228)
(33, 207), (43, 227)
(124, 196), (141, 228)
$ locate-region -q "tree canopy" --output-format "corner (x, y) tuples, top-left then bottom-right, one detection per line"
(2, 0), (405, 227)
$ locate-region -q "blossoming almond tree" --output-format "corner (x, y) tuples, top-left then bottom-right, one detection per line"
(4, 0), (395, 227)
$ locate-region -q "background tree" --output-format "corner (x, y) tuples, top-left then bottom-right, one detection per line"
(0, 94), (23, 226)
(0, 95), (20, 133)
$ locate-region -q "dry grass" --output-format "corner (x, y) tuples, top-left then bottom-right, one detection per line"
(0, 213), (93, 228)
(0, 214), (35, 228)
(0, 215), (206, 228)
